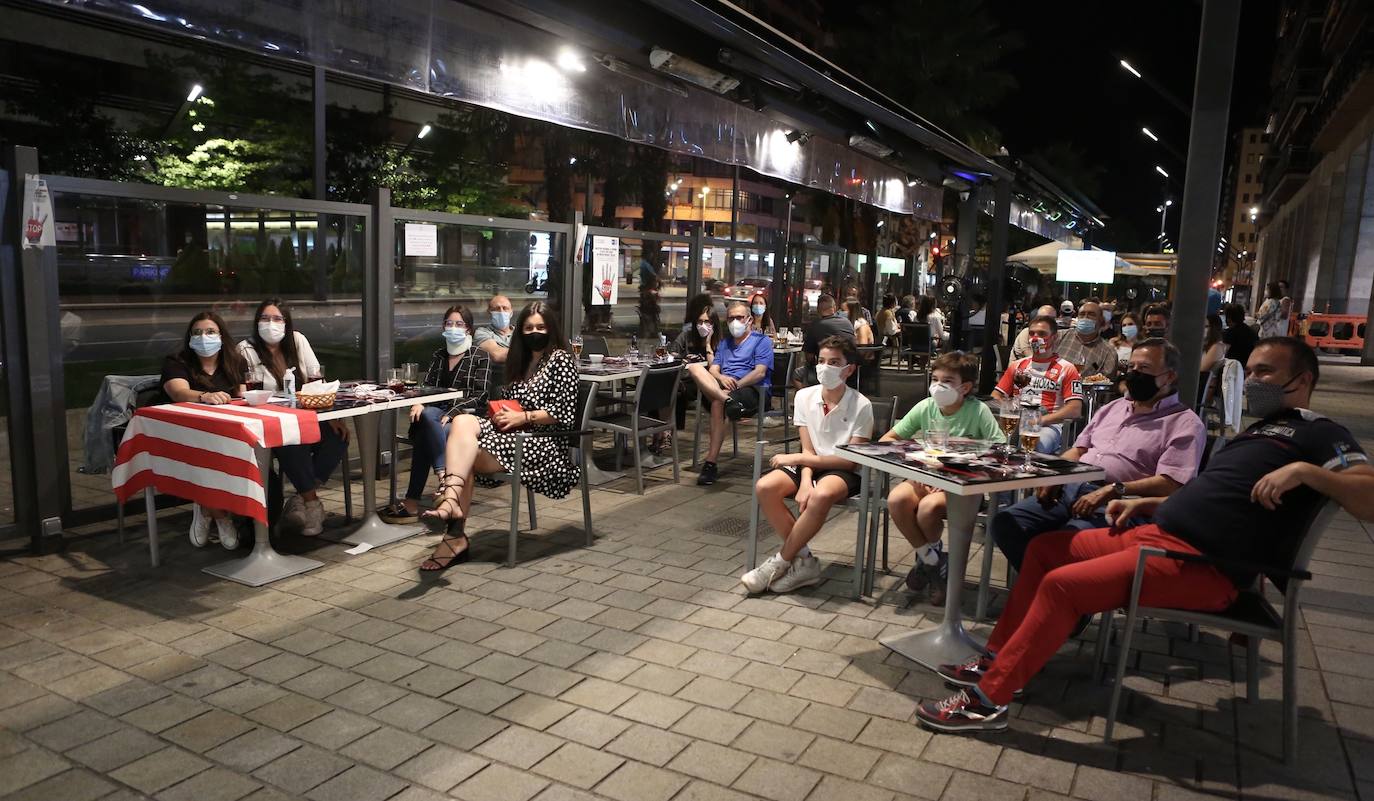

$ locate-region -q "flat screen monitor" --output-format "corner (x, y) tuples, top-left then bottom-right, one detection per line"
(1056, 249), (1115, 284)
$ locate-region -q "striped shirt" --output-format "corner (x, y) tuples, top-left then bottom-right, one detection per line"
(422, 347), (491, 416)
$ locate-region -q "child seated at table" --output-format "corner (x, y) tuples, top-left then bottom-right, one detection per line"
(741, 336), (873, 594)
(881, 351), (1002, 605)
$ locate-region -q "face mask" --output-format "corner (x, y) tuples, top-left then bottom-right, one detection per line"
(728, 319), (749, 338)
(1074, 318), (1097, 335)
(815, 364), (847, 390)
(1121, 324), (1139, 340)
(443, 327), (470, 355)
(696, 322), (713, 339)
(1123, 370), (1162, 402)
(257, 321), (286, 345)
(1029, 335), (1048, 355)
(929, 381), (962, 408)
(189, 333), (221, 358)
(523, 331), (549, 352)
(490, 311), (511, 330)
(1245, 374), (1300, 419)
(752, 304), (766, 317)
(1146, 327), (1167, 339)
(1103, 310), (1113, 323)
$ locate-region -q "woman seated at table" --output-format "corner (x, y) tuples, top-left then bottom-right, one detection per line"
(238, 298), (349, 538)
(747, 292), (777, 336)
(669, 293), (721, 430)
(849, 300), (874, 346)
(420, 302), (580, 571)
(161, 311), (247, 550)
(381, 305), (492, 523)
(1110, 312), (1141, 367)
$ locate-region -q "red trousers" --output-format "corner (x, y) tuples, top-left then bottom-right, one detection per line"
(978, 524), (1237, 706)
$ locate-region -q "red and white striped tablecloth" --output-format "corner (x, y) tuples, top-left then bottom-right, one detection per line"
(111, 403), (322, 522)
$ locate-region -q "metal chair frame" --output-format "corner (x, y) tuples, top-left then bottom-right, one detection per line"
(588, 362), (684, 494)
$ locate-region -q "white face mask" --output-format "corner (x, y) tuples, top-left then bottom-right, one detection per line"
(258, 321), (286, 345)
(728, 319), (749, 338)
(929, 381), (962, 408)
(815, 363), (847, 390)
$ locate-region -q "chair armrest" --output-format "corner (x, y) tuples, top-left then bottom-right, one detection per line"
(516, 428), (595, 439)
(758, 436), (803, 447)
(1153, 549), (1313, 582)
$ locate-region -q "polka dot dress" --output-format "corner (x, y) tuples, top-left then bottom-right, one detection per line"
(475, 349), (581, 499)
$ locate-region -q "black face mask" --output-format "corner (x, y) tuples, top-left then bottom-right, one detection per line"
(1123, 369), (1162, 402)
(523, 332), (550, 352)
(1145, 327), (1167, 339)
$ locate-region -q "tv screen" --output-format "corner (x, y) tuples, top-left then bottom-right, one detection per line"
(1056, 249), (1115, 284)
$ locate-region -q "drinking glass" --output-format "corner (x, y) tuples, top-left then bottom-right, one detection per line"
(996, 398), (1020, 451)
(312, 363), (325, 382)
(1018, 404), (1042, 466)
(628, 334), (640, 360)
(654, 333), (669, 361)
(402, 362), (419, 386)
(386, 368), (405, 391)
(571, 335), (584, 359)
(923, 416), (950, 452)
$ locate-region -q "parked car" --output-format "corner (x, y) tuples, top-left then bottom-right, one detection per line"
(727, 277), (772, 299)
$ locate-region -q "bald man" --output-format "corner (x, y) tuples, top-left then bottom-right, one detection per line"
(1012, 305), (1057, 360)
(474, 295), (514, 363)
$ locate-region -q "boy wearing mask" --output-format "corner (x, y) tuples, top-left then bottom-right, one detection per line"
(883, 351), (1002, 604)
(742, 336), (873, 594)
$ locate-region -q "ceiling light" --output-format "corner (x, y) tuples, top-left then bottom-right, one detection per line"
(1155, 166), (1170, 178)
(1120, 59), (1142, 78)
(649, 47), (740, 94)
(876, 220), (885, 228)
(569, 157), (577, 165)
(847, 134), (894, 159)
(906, 179), (919, 187)
(556, 48), (586, 73)
(597, 54), (688, 97)
(1141, 127), (1159, 142)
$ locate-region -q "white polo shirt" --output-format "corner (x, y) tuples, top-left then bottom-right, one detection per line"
(792, 384), (874, 456)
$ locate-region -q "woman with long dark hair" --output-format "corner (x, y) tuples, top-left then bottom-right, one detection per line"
(237, 298), (349, 537)
(747, 291), (776, 336)
(916, 295), (945, 347)
(380, 304), (492, 523)
(669, 293), (721, 431)
(419, 302), (580, 571)
(161, 311), (247, 549)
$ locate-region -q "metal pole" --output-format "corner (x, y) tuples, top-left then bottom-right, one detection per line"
(979, 178), (1012, 395)
(1173, 0), (1241, 408)
(367, 186), (394, 382)
(313, 67), (328, 301)
(954, 189), (980, 278)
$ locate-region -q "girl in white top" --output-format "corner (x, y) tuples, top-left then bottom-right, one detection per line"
(237, 298), (348, 537)
(847, 301), (874, 345)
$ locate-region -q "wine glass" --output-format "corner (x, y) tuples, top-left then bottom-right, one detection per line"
(1018, 404), (1042, 467)
(996, 398), (1020, 453)
(571, 335), (584, 359)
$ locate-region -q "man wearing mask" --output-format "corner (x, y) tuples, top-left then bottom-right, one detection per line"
(693, 301), (775, 486)
(1143, 304), (1170, 339)
(474, 295), (515, 364)
(743, 336), (873, 594)
(1054, 301), (1119, 379)
(990, 338), (1205, 570)
(993, 315), (1084, 454)
(794, 294), (855, 388)
(919, 337), (1374, 733)
(1011, 305), (1058, 360)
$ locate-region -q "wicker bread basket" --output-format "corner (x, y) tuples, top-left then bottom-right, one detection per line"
(295, 392), (336, 409)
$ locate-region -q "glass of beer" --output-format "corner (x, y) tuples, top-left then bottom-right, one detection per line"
(654, 334), (668, 361)
(571, 336), (583, 359)
(996, 401), (1020, 452)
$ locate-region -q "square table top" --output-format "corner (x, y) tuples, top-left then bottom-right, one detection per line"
(838, 440), (1105, 496)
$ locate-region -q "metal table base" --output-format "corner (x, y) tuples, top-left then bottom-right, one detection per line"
(203, 445), (323, 586)
(340, 409), (426, 548)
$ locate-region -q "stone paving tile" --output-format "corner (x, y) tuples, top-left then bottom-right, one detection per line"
(0, 747), (70, 796)
(531, 742), (626, 789)
(2, 767), (116, 801)
(108, 747), (210, 794)
(394, 744), (488, 792)
(251, 744), (352, 795)
(157, 766), (262, 801)
(204, 728), (302, 772)
(453, 763), (549, 801)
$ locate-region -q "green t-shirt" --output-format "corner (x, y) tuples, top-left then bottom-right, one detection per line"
(890, 396), (1002, 441)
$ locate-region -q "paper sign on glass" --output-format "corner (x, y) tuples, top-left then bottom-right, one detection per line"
(403, 222), (439, 257)
(22, 175), (54, 250)
(591, 235), (619, 306)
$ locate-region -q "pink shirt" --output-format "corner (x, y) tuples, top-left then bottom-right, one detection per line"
(1073, 394), (1206, 485)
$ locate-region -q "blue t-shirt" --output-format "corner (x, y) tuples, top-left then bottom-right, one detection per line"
(713, 331), (773, 389)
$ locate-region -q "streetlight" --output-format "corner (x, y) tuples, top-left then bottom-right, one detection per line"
(164, 82), (206, 136)
(1157, 198), (1174, 252)
(417, 124), (432, 139)
(1141, 126), (1159, 142)
(1119, 59), (1142, 78)
(1155, 166), (1170, 179)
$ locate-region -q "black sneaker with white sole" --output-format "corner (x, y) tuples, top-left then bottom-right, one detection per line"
(916, 689), (1008, 733)
(696, 461), (718, 486)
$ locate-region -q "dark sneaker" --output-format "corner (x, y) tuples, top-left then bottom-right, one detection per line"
(917, 689), (1008, 733)
(936, 654), (994, 688)
(1069, 613), (1093, 639)
(927, 550), (951, 607)
(696, 461), (718, 486)
(904, 561), (933, 592)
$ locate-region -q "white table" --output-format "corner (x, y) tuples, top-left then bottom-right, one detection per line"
(838, 444), (1105, 671)
(200, 388), (461, 586)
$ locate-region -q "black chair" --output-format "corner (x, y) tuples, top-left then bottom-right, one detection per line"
(1096, 500), (1341, 763)
(900, 323), (933, 374)
(581, 336), (610, 357)
(771, 350), (798, 448)
(589, 362), (683, 494)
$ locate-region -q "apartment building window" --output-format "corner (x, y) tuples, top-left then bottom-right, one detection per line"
(1244, 174), (1252, 183)
(1242, 193), (1250, 202)
(1249, 133), (1257, 143)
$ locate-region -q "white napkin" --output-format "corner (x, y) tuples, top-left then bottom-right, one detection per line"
(300, 379), (340, 394)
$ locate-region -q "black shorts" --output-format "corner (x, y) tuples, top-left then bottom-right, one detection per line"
(724, 386), (769, 420)
(768, 466), (863, 498)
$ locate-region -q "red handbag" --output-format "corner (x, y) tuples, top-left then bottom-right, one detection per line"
(488, 399), (524, 417)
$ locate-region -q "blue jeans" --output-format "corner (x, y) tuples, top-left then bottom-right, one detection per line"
(1035, 423), (1065, 454)
(275, 423), (348, 494)
(992, 481), (1112, 570)
(406, 406), (451, 501)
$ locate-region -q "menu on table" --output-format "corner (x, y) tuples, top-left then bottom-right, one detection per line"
(840, 440), (1102, 485)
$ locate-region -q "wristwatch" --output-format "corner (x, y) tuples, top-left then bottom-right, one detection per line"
(1112, 481), (1126, 498)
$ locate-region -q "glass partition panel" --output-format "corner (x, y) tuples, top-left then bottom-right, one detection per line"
(54, 192), (367, 513)
(393, 219), (566, 373)
(582, 234), (690, 352)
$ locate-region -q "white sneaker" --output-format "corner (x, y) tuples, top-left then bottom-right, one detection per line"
(189, 505), (211, 548)
(770, 555), (822, 593)
(215, 516), (240, 550)
(301, 498), (325, 537)
(281, 494), (307, 530)
(763, 414), (785, 428)
(741, 553), (791, 594)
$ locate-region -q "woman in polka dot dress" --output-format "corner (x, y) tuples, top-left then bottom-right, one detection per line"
(420, 302), (581, 571)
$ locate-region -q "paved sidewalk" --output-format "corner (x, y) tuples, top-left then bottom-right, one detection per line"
(2, 373), (1374, 801)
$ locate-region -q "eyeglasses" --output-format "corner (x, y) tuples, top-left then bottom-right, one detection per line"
(258, 315), (286, 324)
(726, 315), (749, 322)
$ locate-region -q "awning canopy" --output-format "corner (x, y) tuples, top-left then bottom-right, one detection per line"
(1009, 242), (1177, 277)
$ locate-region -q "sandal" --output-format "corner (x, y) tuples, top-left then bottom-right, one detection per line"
(421, 472), (465, 532)
(379, 501), (419, 524)
(420, 528), (470, 572)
